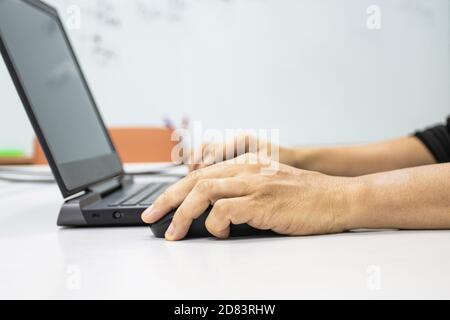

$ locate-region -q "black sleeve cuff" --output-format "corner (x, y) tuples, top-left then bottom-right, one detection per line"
(414, 118), (450, 163)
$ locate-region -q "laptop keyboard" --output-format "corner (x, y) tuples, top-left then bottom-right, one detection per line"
(108, 183), (171, 207)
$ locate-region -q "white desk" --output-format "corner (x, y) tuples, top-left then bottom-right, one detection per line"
(0, 165), (449, 300)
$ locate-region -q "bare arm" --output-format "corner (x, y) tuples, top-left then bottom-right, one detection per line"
(143, 154), (450, 240)
(289, 137), (436, 176)
(346, 163), (450, 230)
(189, 135), (436, 177)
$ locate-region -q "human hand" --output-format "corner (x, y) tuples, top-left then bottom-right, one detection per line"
(186, 134), (296, 171)
(142, 154), (354, 240)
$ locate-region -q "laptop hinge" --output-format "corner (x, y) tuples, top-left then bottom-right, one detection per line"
(87, 175), (133, 197)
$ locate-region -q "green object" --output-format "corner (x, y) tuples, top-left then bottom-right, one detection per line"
(0, 149), (26, 158)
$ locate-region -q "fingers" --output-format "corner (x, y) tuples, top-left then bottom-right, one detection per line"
(205, 197), (252, 239)
(191, 143), (223, 171)
(141, 163), (244, 224)
(165, 178), (250, 240)
(187, 144), (208, 171)
(187, 134), (259, 172)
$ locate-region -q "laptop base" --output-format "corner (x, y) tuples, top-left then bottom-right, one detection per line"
(57, 193), (148, 227)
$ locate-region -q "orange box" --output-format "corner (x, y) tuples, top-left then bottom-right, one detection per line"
(33, 127), (177, 165)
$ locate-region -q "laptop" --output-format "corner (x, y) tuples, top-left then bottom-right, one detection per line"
(0, 0), (175, 227)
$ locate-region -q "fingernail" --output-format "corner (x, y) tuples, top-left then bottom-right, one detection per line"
(165, 223), (176, 240)
(141, 205), (155, 222)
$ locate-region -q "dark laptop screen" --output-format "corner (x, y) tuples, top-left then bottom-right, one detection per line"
(0, 0), (122, 195)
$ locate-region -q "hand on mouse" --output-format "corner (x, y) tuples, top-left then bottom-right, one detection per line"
(141, 153), (357, 241)
(186, 134), (297, 171)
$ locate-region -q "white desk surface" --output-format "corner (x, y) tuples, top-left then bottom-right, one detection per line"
(0, 164), (449, 300)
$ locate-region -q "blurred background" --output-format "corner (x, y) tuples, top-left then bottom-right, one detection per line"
(0, 0), (449, 157)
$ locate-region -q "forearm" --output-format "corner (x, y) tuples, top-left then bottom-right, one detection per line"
(289, 137), (435, 176)
(344, 163), (450, 230)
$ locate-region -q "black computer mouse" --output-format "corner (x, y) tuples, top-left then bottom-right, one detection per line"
(149, 206), (275, 239)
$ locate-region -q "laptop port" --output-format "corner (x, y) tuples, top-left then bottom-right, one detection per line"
(113, 211), (123, 219)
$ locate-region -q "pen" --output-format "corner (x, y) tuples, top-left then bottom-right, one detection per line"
(163, 117), (175, 130)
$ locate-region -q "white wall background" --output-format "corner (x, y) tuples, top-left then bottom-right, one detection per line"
(0, 0), (449, 155)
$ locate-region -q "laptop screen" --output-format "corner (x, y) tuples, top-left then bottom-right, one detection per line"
(0, 0), (123, 196)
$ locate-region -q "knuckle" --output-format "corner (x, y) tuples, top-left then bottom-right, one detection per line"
(194, 179), (213, 193)
(205, 217), (228, 239)
(212, 200), (229, 216)
(155, 191), (171, 205)
(205, 218), (218, 234)
(257, 188), (275, 202)
(176, 208), (193, 221)
(186, 170), (200, 183)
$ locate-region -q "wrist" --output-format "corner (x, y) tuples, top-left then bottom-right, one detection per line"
(340, 176), (372, 230)
(289, 147), (323, 170)
(278, 146), (298, 167)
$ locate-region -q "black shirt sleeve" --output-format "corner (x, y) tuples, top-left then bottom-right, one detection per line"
(414, 116), (450, 163)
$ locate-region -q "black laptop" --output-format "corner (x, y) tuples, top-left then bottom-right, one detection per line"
(0, 0), (175, 227)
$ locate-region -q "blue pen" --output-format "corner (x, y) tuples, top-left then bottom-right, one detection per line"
(163, 117), (175, 130)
